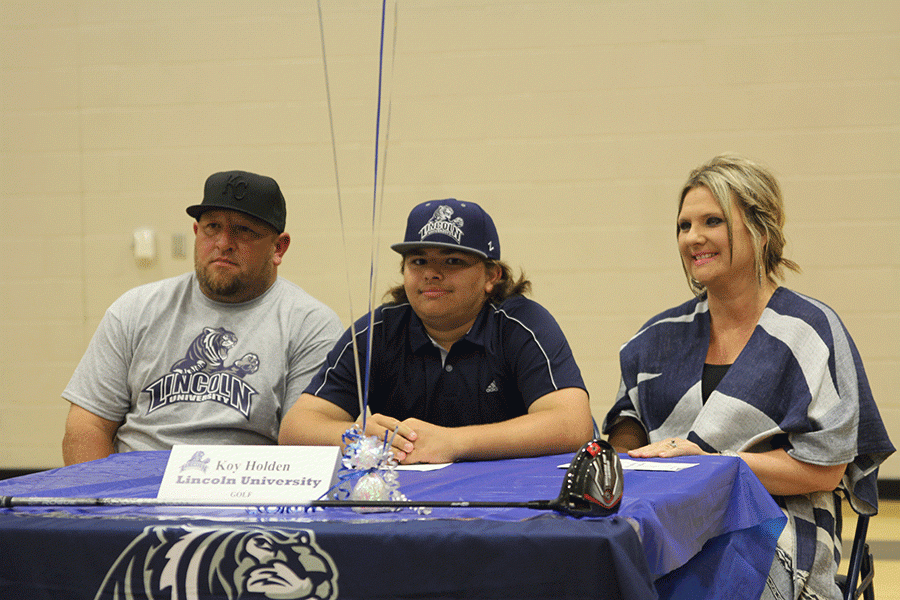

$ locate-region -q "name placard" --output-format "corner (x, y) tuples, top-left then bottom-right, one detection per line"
(158, 445), (341, 505)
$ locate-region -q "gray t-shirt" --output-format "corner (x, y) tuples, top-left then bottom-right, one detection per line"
(63, 273), (343, 452)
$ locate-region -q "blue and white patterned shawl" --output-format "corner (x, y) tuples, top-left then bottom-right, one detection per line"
(603, 287), (893, 599)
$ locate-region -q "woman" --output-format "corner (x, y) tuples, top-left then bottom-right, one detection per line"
(603, 154), (893, 599)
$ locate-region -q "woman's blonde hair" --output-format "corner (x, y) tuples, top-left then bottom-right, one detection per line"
(678, 153), (800, 296)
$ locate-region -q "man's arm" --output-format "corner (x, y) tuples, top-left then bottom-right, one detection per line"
(283, 305), (344, 411)
(278, 393), (358, 447)
(280, 388), (594, 465)
(62, 403), (121, 465)
(279, 393), (422, 460)
(371, 387), (594, 464)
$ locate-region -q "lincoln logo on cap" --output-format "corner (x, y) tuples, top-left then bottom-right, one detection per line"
(223, 174), (248, 201)
(418, 205), (464, 243)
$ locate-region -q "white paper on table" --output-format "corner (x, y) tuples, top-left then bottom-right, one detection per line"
(619, 459), (697, 471)
(395, 463), (452, 471)
(557, 459), (698, 472)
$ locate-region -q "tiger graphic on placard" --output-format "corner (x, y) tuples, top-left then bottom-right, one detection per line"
(171, 326), (259, 377)
(94, 526), (338, 600)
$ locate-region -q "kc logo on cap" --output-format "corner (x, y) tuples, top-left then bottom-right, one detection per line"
(187, 170), (287, 233)
(221, 174), (249, 201)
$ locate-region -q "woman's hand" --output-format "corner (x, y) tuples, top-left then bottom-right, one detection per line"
(627, 437), (710, 459)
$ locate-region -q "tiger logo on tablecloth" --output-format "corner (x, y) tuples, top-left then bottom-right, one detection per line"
(94, 526), (338, 600)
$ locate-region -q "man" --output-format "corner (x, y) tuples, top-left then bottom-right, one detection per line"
(62, 171), (343, 464)
(279, 198), (593, 464)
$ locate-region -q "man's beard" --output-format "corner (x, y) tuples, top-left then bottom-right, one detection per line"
(195, 260), (243, 299)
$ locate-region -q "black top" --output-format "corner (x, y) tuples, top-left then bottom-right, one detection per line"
(702, 363), (732, 403)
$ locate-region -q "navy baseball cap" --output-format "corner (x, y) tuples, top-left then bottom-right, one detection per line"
(391, 198), (500, 260)
(187, 171), (286, 233)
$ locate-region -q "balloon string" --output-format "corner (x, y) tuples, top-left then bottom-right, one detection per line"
(367, 2), (398, 376)
(362, 0), (392, 433)
(316, 0), (366, 418)
(369, 3), (398, 395)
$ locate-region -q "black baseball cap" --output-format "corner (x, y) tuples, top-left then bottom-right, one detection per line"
(187, 171), (286, 233)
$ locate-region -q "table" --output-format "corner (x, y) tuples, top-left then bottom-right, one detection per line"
(0, 451), (785, 600)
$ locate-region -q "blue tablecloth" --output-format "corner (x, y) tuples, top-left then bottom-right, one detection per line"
(0, 451), (785, 600)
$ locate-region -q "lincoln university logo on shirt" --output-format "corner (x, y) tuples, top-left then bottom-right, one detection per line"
(142, 327), (260, 418)
(419, 204), (465, 243)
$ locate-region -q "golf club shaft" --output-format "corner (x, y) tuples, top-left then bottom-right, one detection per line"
(1, 495), (553, 510)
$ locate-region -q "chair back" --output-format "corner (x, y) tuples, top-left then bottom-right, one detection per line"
(837, 514), (874, 600)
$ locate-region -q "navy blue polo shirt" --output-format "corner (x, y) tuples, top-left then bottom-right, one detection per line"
(304, 295), (586, 427)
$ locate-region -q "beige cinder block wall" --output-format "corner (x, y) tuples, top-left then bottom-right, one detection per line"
(1, 1), (897, 475)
